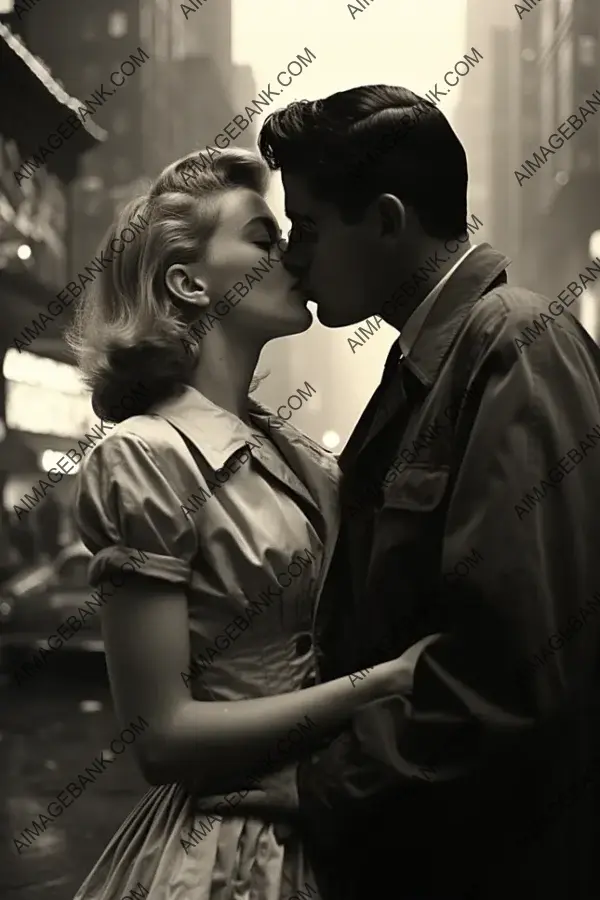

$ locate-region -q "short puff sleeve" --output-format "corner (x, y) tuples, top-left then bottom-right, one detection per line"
(74, 430), (198, 589)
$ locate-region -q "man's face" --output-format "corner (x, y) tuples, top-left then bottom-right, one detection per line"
(281, 172), (408, 328)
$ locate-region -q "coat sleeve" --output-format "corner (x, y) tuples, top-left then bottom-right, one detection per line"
(298, 302), (600, 850)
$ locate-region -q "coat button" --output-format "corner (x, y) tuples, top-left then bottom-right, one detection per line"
(296, 633), (312, 656)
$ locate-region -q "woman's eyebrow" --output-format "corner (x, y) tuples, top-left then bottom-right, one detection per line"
(243, 216), (278, 230)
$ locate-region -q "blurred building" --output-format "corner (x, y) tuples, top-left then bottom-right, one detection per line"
(232, 63), (260, 150)
(139, 0), (237, 174)
(453, 0), (513, 248)
(534, 0), (600, 337)
(8, 0), (297, 404)
(0, 17), (105, 572)
(19, 0), (254, 275)
(456, 0), (600, 340)
(3, 0), (324, 470)
(22, 0), (153, 272)
(488, 26), (521, 280)
(0, 18), (105, 350)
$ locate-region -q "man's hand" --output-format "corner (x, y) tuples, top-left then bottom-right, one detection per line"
(194, 763), (300, 832)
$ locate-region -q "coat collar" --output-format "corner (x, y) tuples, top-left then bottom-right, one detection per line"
(403, 242), (511, 388)
(147, 385), (340, 613)
(398, 244), (479, 358)
(147, 384), (281, 474)
(147, 380), (338, 519)
(340, 243), (511, 467)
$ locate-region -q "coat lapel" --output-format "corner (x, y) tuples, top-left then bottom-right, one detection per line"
(340, 340), (407, 471)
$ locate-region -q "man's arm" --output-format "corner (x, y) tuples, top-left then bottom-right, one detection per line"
(298, 303), (600, 849)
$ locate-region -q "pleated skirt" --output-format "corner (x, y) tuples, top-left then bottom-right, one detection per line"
(72, 783), (321, 900)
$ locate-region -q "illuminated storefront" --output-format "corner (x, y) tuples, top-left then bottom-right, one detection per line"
(2, 349), (97, 548)
(4, 349), (93, 439)
(0, 21), (105, 345)
(0, 22), (105, 568)
(0, 134), (68, 290)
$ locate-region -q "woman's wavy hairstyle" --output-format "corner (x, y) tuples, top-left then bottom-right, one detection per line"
(65, 148), (271, 423)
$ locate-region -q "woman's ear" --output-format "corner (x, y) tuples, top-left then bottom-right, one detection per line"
(165, 263), (211, 310)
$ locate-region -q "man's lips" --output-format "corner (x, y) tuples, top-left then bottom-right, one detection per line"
(291, 282), (314, 302)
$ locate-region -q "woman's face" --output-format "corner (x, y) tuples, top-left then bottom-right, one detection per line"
(198, 187), (313, 341)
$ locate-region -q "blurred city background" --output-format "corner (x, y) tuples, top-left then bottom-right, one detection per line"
(0, 0), (598, 896)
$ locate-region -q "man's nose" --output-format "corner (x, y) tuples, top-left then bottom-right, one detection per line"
(282, 251), (303, 279)
(281, 232), (309, 279)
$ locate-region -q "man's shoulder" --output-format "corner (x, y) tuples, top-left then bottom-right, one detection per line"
(460, 282), (583, 353)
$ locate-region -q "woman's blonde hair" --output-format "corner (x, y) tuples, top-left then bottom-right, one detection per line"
(65, 148), (270, 423)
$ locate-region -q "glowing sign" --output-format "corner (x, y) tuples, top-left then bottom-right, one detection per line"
(4, 349), (94, 438)
(7, 382), (95, 437)
(3, 348), (85, 394)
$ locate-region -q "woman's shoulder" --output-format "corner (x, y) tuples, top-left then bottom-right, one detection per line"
(81, 413), (176, 463)
(74, 412), (201, 583)
(78, 413), (199, 493)
(107, 413), (180, 449)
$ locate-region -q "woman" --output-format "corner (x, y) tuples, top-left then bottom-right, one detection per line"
(68, 147), (436, 900)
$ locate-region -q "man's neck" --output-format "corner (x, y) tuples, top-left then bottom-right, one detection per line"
(381, 240), (472, 333)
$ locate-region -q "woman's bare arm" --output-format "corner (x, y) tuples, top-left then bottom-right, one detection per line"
(101, 578), (429, 795)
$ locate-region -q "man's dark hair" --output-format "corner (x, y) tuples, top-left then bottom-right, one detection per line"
(259, 84), (468, 240)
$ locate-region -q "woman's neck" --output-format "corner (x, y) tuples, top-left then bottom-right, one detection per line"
(190, 330), (262, 423)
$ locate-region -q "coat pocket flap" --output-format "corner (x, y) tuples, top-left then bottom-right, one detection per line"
(383, 466), (450, 512)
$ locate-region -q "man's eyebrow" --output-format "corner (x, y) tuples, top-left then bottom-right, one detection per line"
(285, 209), (311, 221)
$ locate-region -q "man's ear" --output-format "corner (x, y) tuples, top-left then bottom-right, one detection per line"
(376, 193), (406, 237)
(165, 263), (211, 310)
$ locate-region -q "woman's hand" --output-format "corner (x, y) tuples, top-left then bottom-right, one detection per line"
(372, 632), (443, 697)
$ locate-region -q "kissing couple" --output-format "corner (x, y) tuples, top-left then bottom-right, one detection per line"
(69, 84), (600, 900)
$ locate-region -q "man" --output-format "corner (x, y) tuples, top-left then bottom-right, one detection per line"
(258, 85), (600, 899)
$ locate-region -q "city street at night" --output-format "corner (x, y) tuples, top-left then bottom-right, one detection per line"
(0, 654), (147, 900)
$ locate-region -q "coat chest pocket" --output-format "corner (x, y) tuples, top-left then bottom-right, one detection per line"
(371, 465), (452, 648)
(382, 465), (451, 513)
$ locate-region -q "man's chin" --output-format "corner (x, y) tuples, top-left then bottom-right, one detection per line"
(312, 303), (345, 328)
(314, 306), (359, 329)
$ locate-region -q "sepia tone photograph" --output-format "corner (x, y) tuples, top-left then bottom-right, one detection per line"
(1, 0), (600, 897)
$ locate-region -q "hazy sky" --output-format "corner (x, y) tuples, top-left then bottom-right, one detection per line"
(232, 0), (468, 229)
(231, 0), (469, 443)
